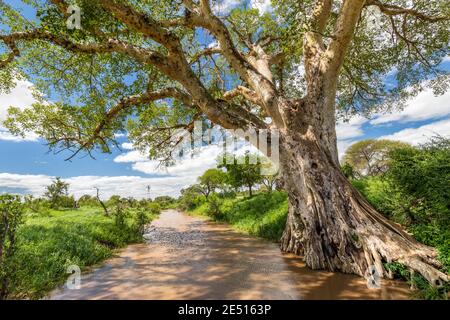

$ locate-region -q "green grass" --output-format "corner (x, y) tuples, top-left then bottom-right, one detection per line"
(189, 191), (288, 242)
(9, 206), (156, 299)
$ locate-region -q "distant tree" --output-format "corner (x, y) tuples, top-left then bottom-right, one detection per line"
(260, 161), (279, 192)
(219, 153), (263, 197)
(94, 188), (109, 216)
(44, 177), (70, 209)
(178, 185), (205, 211)
(198, 169), (227, 199)
(107, 195), (123, 208)
(343, 140), (410, 177)
(153, 196), (176, 209)
(0, 195), (24, 300)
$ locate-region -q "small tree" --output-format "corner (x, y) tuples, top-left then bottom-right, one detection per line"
(343, 140), (410, 177)
(0, 195), (25, 300)
(44, 177), (70, 209)
(94, 188), (109, 216)
(198, 168), (227, 199)
(178, 185), (205, 211)
(260, 161), (279, 193)
(219, 153), (263, 197)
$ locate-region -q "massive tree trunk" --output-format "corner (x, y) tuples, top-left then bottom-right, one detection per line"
(278, 101), (448, 285)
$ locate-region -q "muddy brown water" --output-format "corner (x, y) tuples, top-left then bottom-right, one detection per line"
(50, 210), (410, 300)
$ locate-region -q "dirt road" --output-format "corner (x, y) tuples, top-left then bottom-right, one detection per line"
(50, 210), (410, 300)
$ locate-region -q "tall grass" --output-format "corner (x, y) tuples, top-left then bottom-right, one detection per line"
(190, 192), (288, 242)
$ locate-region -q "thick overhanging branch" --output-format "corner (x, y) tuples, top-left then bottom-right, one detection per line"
(0, 29), (167, 69)
(65, 87), (193, 161)
(96, 0), (181, 51)
(311, 0), (333, 33)
(324, 0), (366, 78)
(366, 0), (450, 22)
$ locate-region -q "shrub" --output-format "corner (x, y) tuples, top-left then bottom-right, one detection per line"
(134, 210), (151, 235)
(112, 204), (128, 228)
(206, 194), (223, 219)
(0, 195), (25, 300)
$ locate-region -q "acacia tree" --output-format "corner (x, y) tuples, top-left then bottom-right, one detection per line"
(44, 177), (70, 209)
(343, 139), (410, 177)
(219, 153), (263, 197)
(1, 0), (449, 284)
(198, 168), (226, 199)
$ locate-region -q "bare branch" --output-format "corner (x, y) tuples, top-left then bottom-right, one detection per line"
(366, 0), (450, 22)
(189, 47), (221, 65)
(223, 86), (262, 106)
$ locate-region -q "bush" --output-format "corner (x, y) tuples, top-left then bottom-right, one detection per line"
(77, 195), (99, 208)
(112, 204), (128, 228)
(0, 195), (25, 299)
(190, 191), (288, 242)
(8, 206), (149, 299)
(206, 194), (223, 219)
(153, 196), (176, 209)
(352, 137), (450, 298)
(134, 210), (151, 235)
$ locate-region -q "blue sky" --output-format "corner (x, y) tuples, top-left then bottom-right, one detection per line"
(0, 0), (449, 199)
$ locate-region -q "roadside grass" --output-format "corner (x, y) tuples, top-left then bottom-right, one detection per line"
(9, 207), (156, 299)
(189, 191), (288, 242)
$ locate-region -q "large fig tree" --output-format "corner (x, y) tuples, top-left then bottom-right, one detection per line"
(1, 0), (449, 284)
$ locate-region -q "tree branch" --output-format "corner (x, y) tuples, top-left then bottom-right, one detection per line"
(223, 86), (262, 106)
(366, 0), (450, 22)
(96, 0), (181, 51)
(0, 29), (167, 69)
(324, 0), (366, 77)
(65, 87), (193, 161)
(189, 47), (221, 65)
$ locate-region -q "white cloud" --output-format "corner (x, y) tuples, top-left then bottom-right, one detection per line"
(114, 150), (149, 163)
(251, 0), (272, 14)
(0, 172), (194, 199)
(378, 118), (450, 145)
(212, 0), (242, 15)
(0, 80), (39, 142)
(336, 115), (368, 140)
(335, 115), (370, 159)
(370, 88), (450, 125)
(121, 142), (134, 150)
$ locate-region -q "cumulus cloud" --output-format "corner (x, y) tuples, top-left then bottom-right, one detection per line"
(0, 172), (194, 199)
(378, 118), (450, 145)
(370, 89), (450, 125)
(336, 115), (369, 159)
(0, 80), (39, 142)
(335, 87), (450, 158)
(336, 116), (368, 140)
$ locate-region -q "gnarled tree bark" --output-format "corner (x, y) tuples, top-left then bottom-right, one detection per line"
(278, 99), (448, 286)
